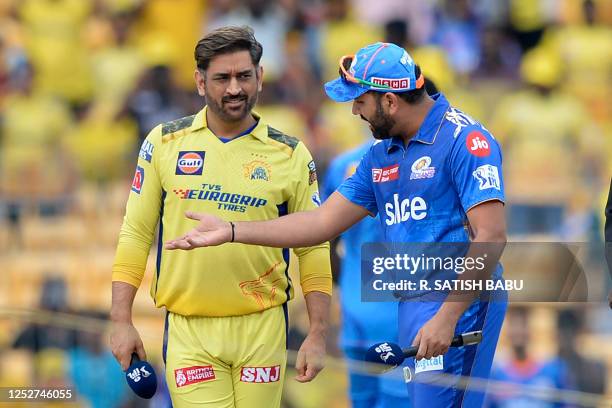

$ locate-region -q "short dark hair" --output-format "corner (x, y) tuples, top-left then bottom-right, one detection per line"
(194, 26), (263, 71)
(370, 65), (426, 105)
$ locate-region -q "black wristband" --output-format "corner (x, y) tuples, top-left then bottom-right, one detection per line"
(229, 221), (235, 243)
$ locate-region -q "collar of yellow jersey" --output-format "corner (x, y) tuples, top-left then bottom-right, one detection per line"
(191, 106), (268, 143)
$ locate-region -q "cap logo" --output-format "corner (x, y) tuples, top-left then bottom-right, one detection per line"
(400, 51), (413, 67)
(370, 77), (411, 90)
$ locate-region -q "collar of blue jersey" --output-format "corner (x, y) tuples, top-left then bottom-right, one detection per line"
(386, 93), (449, 153)
(192, 106), (269, 143)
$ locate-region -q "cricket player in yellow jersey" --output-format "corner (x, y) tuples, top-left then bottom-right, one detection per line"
(110, 26), (332, 407)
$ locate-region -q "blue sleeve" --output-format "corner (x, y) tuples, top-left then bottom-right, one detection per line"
(322, 158), (343, 202)
(450, 126), (505, 212)
(337, 149), (378, 215)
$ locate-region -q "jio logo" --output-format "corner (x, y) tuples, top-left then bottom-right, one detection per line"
(465, 131), (490, 157)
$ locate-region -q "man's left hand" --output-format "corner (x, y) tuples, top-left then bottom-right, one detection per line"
(412, 311), (458, 360)
(295, 332), (326, 382)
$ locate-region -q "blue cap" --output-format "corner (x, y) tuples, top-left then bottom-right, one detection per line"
(324, 42), (423, 102)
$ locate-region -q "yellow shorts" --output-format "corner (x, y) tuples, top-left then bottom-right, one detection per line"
(163, 305), (287, 408)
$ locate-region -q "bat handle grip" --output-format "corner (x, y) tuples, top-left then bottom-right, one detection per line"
(130, 352), (140, 366)
(402, 331), (483, 358)
(402, 346), (419, 358)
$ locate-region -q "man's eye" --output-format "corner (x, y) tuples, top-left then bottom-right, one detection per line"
(240, 73), (252, 79)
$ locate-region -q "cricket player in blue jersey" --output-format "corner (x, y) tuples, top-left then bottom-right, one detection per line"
(166, 42), (508, 407)
(323, 144), (410, 408)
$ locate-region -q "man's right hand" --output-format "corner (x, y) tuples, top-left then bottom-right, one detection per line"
(164, 211), (232, 250)
(110, 322), (146, 371)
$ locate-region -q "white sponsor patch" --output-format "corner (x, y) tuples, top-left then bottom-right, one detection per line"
(311, 192), (321, 207)
(415, 355), (444, 374)
(472, 164), (501, 191)
(139, 140), (154, 162)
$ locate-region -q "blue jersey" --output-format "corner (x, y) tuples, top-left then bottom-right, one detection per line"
(338, 93), (505, 244)
(323, 142), (399, 348)
(338, 93), (508, 408)
(486, 358), (573, 408)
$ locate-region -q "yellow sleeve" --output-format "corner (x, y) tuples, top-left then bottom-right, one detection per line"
(112, 125), (163, 288)
(288, 142), (332, 296)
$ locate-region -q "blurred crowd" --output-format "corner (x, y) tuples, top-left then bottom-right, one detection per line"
(0, 0), (611, 407)
(1, 0), (611, 237)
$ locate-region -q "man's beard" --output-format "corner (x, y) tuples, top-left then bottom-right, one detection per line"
(206, 91), (258, 123)
(366, 100), (397, 140)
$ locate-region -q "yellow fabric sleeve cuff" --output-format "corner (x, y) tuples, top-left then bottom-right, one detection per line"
(111, 244), (148, 288)
(298, 246), (332, 296)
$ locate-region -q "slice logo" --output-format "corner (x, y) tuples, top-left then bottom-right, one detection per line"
(466, 131), (490, 157)
(174, 365), (215, 388)
(176, 151), (205, 175)
(384, 194), (427, 226)
(131, 166), (144, 194)
(240, 365), (281, 383)
(372, 164), (400, 183)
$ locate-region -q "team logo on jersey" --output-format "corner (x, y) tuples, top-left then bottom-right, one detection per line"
(176, 151), (205, 175)
(311, 192), (321, 207)
(240, 365), (281, 383)
(174, 366), (215, 387)
(239, 263), (283, 309)
(410, 156), (436, 180)
(466, 131), (490, 157)
(131, 166), (144, 194)
(415, 356), (444, 374)
(307, 160), (318, 185)
(372, 164), (399, 183)
(139, 140), (154, 162)
(243, 160), (271, 181)
(473, 164), (501, 191)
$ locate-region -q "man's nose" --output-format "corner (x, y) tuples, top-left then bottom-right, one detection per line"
(227, 76), (241, 95)
(351, 101), (360, 116)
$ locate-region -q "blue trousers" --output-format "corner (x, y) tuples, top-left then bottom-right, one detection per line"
(398, 293), (508, 408)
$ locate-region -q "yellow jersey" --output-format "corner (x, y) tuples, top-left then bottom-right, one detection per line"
(112, 108), (332, 317)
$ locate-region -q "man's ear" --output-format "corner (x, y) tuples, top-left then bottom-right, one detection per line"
(256, 65), (264, 92)
(194, 69), (206, 97)
(383, 92), (400, 115)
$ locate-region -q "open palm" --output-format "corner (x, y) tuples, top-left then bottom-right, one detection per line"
(164, 211), (231, 250)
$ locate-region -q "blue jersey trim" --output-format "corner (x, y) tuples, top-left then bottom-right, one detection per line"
(277, 201), (291, 349)
(154, 190), (167, 297)
(162, 311), (169, 365)
(218, 120), (259, 143)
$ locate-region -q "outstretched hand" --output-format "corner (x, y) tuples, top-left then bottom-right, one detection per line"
(164, 211), (232, 250)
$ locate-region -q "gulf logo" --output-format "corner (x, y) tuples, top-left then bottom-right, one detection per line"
(176, 151), (205, 175)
